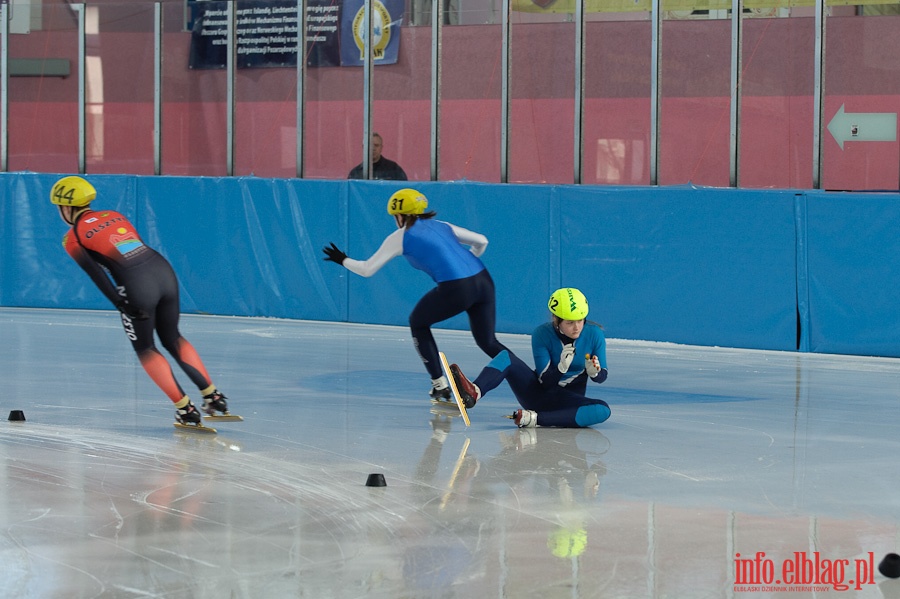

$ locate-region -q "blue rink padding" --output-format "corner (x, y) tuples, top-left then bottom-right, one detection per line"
(2, 172), (898, 356)
(804, 190), (900, 357)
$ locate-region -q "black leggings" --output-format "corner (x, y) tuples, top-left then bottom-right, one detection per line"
(409, 269), (506, 380)
(116, 254), (212, 400)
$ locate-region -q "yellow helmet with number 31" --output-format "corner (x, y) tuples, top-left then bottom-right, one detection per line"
(387, 188), (428, 215)
(548, 287), (589, 321)
(50, 176), (97, 207)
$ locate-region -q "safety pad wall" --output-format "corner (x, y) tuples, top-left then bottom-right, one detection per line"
(805, 190), (900, 357)
(4, 174), (138, 311)
(137, 176), (346, 320)
(0, 173), (822, 354)
(558, 185), (799, 350)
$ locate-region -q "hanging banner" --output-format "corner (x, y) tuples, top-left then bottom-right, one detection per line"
(338, 0), (403, 66)
(188, 0), (342, 69)
(510, 0), (899, 13)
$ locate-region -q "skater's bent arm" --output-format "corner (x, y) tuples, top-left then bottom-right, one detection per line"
(66, 243), (122, 306)
(342, 229), (404, 277)
(447, 223), (488, 257)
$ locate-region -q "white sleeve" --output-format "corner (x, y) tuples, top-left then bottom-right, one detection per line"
(447, 223), (488, 258)
(342, 229), (404, 277)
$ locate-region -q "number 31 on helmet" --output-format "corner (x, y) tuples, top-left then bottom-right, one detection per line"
(387, 188), (428, 215)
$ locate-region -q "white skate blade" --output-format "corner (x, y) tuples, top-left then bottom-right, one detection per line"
(203, 414), (244, 422)
(438, 352), (471, 427)
(174, 422), (217, 434)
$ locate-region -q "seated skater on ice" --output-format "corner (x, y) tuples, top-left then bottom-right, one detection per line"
(50, 176), (232, 427)
(323, 188), (506, 401)
(448, 288), (611, 428)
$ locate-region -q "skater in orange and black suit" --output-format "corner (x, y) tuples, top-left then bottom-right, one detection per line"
(50, 175), (231, 427)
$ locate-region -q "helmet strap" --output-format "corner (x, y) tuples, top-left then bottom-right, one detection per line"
(59, 205), (89, 225)
(553, 321), (576, 345)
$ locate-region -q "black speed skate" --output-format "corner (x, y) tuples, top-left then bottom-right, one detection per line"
(429, 386), (452, 403)
(202, 390), (229, 416)
(202, 390), (244, 422)
(176, 401), (202, 425)
(174, 401), (217, 433)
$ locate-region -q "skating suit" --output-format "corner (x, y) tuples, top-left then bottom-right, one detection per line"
(342, 218), (506, 378)
(471, 322), (611, 427)
(62, 209), (213, 402)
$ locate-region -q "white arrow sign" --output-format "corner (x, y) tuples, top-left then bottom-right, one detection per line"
(827, 104), (897, 150)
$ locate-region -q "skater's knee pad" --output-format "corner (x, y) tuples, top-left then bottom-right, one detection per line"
(575, 403), (611, 427)
(487, 350), (511, 372)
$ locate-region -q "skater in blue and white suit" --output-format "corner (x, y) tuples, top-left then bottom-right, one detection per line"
(447, 288), (611, 428)
(323, 188), (506, 400)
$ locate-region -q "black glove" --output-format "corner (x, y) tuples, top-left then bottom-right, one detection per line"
(116, 301), (149, 321)
(323, 242), (347, 265)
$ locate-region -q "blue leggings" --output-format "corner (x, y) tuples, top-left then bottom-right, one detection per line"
(409, 269), (506, 379)
(473, 350), (611, 427)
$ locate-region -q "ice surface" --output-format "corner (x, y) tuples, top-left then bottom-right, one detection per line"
(2, 307), (899, 598)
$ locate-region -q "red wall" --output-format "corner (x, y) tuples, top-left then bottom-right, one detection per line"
(7, 14), (900, 188)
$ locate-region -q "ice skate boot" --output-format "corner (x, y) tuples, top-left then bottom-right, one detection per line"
(202, 390), (244, 422)
(449, 364), (480, 409)
(175, 401), (202, 425)
(174, 400), (217, 433)
(429, 385), (452, 403)
(509, 409), (538, 428)
(202, 390), (229, 416)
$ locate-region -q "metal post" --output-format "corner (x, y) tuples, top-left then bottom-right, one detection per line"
(154, 3), (162, 175)
(729, 0), (742, 187)
(362, 0), (374, 179)
(226, 0), (236, 176)
(649, 0), (660, 185)
(573, 0), (585, 184)
(0, 1), (8, 172)
(77, 3), (86, 173)
(500, 0), (510, 183)
(296, 0), (307, 178)
(812, 0), (825, 189)
(430, 0), (441, 181)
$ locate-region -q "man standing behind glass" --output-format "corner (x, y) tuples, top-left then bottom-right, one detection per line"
(348, 132), (408, 180)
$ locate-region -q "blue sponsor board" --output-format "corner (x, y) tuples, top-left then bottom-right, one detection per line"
(188, 0), (402, 69)
(188, 0), (341, 69)
(338, 0), (403, 66)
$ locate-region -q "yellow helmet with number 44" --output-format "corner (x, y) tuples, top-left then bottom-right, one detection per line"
(548, 287), (589, 321)
(50, 176), (97, 207)
(387, 188), (428, 215)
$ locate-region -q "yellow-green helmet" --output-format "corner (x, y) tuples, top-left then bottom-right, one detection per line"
(548, 288), (589, 321)
(547, 527), (588, 558)
(50, 176), (97, 207)
(387, 188), (428, 215)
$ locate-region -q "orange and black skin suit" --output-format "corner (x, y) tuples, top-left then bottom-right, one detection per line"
(62, 208), (215, 405)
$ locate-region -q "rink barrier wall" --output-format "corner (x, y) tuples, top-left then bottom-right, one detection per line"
(1, 173), (897, 357)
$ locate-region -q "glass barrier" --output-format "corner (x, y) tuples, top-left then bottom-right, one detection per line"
(80, 4), (155, 174)
(165, 1), (228, 176)
(659, 10), (732, 186)
(821, 8), (900, 190)
(739, 12), (815, 189)
(509, 15), (575, 184)
(370, 19), (431, 182)
(233, 1), (300, 178)
(3, 0), (900, 190)
(584, 15), (652, 186)
(8, 2), (80, 173)
(439, 21), (503, 182)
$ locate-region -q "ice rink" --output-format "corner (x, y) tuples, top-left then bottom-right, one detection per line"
(2, 306), (900, 598)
